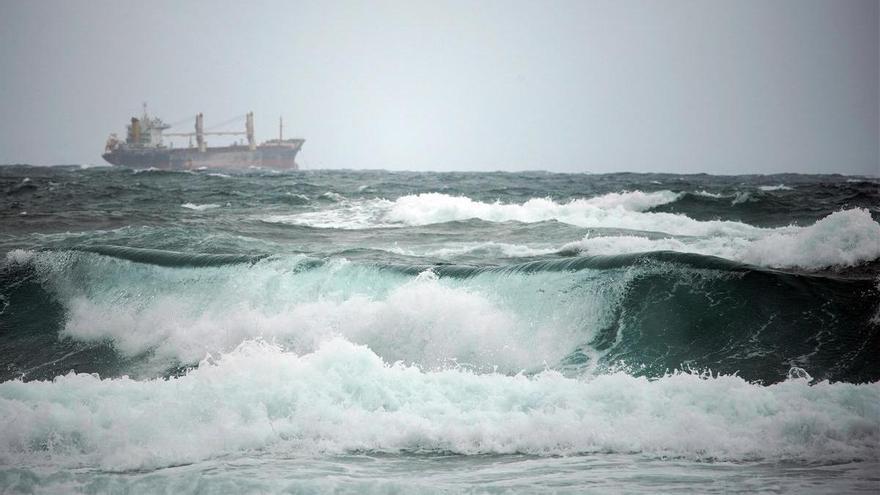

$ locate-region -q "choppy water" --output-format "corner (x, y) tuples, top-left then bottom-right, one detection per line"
(1, 165), (879, 493)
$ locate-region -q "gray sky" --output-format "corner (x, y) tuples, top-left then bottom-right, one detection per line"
(0, 0), (877, 174)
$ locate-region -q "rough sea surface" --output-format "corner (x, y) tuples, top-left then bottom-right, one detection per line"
(1, 165), (878, 493)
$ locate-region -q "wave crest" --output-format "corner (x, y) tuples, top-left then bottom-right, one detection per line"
(563, 208), (880, 270)
(262, 190), (766, 237)
(0, 339), (876, 472)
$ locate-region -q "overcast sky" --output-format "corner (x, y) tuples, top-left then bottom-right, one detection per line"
(0, 0), (877, 174)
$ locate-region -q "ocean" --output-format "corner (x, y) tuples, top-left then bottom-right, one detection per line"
(0, 165), (878, 493)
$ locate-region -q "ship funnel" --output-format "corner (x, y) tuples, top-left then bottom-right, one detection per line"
(195, 113), (206, 152)
(246, 112), (256, 151)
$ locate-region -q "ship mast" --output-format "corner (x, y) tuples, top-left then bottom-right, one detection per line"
(246, 112), (255, 150)
(279, 116), (283, 144)
(196, 113), (206, 152)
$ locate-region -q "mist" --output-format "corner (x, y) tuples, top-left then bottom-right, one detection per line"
(0, 0), (877, 174)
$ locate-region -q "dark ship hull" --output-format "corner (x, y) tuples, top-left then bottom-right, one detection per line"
(102, 141), (303, 170)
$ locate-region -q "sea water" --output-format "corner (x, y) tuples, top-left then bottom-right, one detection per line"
(0, 166), (878, 493)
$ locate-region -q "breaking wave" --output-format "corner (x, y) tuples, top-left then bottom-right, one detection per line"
(563, 208), (880, 270)
(3, 167), (879, 491)
(261, 191), (745, 235)
(265, 194), (879, 270)
(2, 247), (877, 384)
(0, 339), (877, 472)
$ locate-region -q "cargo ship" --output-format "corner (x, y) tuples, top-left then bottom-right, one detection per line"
(102, 106), (304, 170)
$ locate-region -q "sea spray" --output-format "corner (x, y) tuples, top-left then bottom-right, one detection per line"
(3, 247), (877, 383)
(0, 339), (877, 472)
(2, 167), (879, 493)
(562, 208), (880, 270)
(262, 191), (766, 236)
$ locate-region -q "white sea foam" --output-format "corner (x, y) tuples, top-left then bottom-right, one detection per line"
(4, 249), (35, 265)
(731, 191), (753, 205)
(739, 208), (880, 268)
(181, 203), (221, 211)
(758, 184), (793, 191)
(263, 201), (396, 229)
(27, 255), (612, 374)
(262, 191), (768, 238)
(131, 167), (192, 175)
(0, 339), (876, 472)
(563, 208), (880, 270)
(583, 190), (683, 210)
(561, 235), (746, 261)
(320, 191), (346, 202)
(693, 190), (727, 199)
(387, 241), (558, 259)
(10, 207), (878, 383)
(385, 191), (682, 225)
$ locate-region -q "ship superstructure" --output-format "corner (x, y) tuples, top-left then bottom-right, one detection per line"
(102, 105), (304, 170)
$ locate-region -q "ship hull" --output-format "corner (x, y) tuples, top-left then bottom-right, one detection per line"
(102, 142), (302, 170)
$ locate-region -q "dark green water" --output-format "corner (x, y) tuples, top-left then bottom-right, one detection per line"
(1, 165), (878, 493)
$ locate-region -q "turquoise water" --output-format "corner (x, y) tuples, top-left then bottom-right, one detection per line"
(1, 166), (878, 493)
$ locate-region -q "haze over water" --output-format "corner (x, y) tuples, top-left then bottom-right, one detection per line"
(1, 0), (877, 174)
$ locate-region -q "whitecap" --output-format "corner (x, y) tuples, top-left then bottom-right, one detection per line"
(181, 203), (221, 211)
(562, 208), (880, 270)
(320, 191), (346, 202)
(262, 191), (766, 238)
(758, 184), (793, 191)
(0, 339), (875, 471)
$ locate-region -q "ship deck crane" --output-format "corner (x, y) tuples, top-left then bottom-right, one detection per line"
(164, 113), (258, 151)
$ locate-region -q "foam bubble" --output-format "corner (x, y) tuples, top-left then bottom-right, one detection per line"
(0, 339), (876, 472)
(4, 249), (35, 265)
